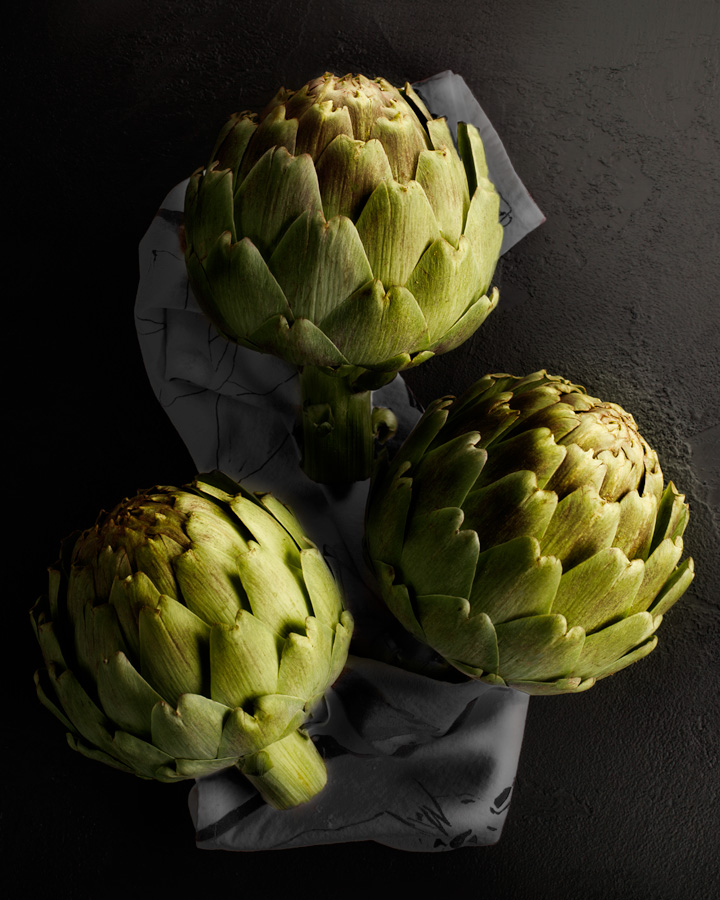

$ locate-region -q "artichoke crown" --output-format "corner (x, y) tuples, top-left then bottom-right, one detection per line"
(184, 72), (503, 379)
(365, 371), (694, 695)
(32, 473), (352, 798)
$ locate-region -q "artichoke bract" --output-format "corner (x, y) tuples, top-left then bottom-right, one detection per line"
(31, 472), (353, 809)
(365, 371), (694, 694)
(184, 72), (503, 483)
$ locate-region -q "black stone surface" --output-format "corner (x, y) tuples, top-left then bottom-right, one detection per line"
(6, 1), (718, 898)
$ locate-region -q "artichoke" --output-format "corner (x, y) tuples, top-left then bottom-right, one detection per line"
(365, 371), (694, 694)
(184, 72), (503, 483)
(31, 472), (353, 808)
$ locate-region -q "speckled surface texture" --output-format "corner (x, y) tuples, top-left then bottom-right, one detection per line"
(8, 1), (719, 898)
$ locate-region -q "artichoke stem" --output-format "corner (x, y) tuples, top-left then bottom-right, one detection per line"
(239, 728), (327, 810)
(300, 365), (374, 484)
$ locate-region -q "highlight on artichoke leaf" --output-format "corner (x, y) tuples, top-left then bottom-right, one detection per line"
(364, 370), (694, 695)
(30, 471), (353, 810)
(184, 72), (504, 484)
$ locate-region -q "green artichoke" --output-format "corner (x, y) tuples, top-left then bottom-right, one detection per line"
(31, 472), (353, 808)
(184, 72), (503, 483)
(365, 371), (694, 694)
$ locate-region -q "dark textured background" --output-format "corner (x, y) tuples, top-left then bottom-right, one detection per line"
(7, 1), (719, 897)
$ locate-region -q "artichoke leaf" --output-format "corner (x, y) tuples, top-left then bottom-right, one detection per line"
(544, 442), (608, 498)
(414, 595), (498, 673)
(425, 116), (460, 152)
(269, 210), (373, 323)
(507, 676), (596, 695)
(613, 490), (658, 560)
(449, 660), (494, 681)
(230, 494), (304, 569)
(190, 470), (246, 505)
(552, 548), (645, 632)
(400, 349), (435, 371)
(457, 121), (490, 192)
(400, 81), (433, 122)
(133, 537), (180, 600)
(138, 596), (211, 706)
(315, 135), (393, 221)
(573, 612), (659, 680)
(196, 233), (292, 340)
(401, 507), (480, 599)
(34, 618), (67, 670)
(66, 733), (136, 774)
(172, 545), (248, 626)
(96, 651), (165, 738)
(235, 542), (311, 635)
(257, 493), (316, 551)
(150, 692), (229, 761)
(409, 431), (487, 515)
(217, 695), (306, 758)
(65, 563), (98, 621)
(424, 289), (499, 358)
(414, 148), (469, 247)
(178, 492), (250, 543)
(469, 536), (562, 623)
(208, 113), (257, 179)
(451, 372), (508, 411)
(209, 612), (281, 709)
(217, 706), (263, 757)
(475, 426), (566, 492)
(248, 314), (349, 367)
(373, 563), (426, 642)
(295, 101), (354, 161)
(506, 385), (578, 432)
(185, 166), (236, 258)
(337, 80), (385, 139)
(277, 617), (333, 700)
(73, 601), (127, 684)
(641, 456), (665, 506)
(360, 350), (419, 374)
(583, 635), (659, 682)
(650, 482), (690, 552)
(234, 146), (322, 257)
(329, 611), (354, 684)
(364, 462), (414, 565)
(299, 548), (344, 626)
(49, 665), (116, 755)
(34, 668), (76, 732)
(371, 108), (429, 183)
(462, 182), (503, 295)
(277, 629), (327, 700)
(108, 571), (161, 661)
(237, 105), (298, 180)
(648, 556), (694, 617)
(388, 396), (453, 470)
(444, 384), (518, 449)
(318, 281), (429, 368)
(462, 470), (558, 550)
(541, 485), (621, 569)
(404, 235), (482, 343)
(596, 447), (642, 502)
(629, 536), (684, 614)
(494, 615), (586, 682)
(355, 180), (440, 287)
(110, 729), (177, 780)
(174, 756), (237, 778)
